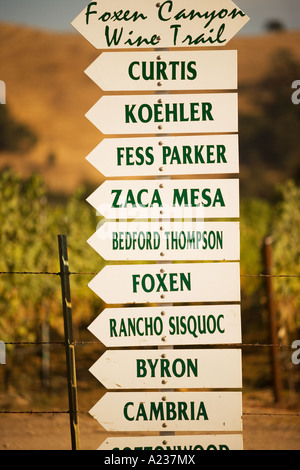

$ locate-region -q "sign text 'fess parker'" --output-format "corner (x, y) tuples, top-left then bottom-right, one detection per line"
(87, 179), (239, 219)
(88, 262), (240, 304)
(88, 221), (240, 261)
(86, 134), (239, 177)
(85, 50), (237, 91)
(71, 0), (249, 50)
(89, 391), (243, 432)
(88, 304), (242, 347)
(86, 93), (238, 135)
(89, 348), (242, 389)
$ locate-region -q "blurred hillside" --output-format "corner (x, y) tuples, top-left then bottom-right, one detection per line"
(0, 23), (300, 195)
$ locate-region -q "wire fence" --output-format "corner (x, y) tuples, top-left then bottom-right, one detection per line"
(0, 253), (299, 427)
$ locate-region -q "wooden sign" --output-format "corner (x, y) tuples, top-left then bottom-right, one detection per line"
(89, 391), (243, 432)
(85, 50), (238, 91)
(86, 179), (240, 220)
(89, 348), (242, 389)
(85, 93), (238, 135)
(88, 220), (240, 261)
(86, 134), (239, 177)
(98, 434), (244, 451)
(88, 304), (242, 347)
(72, 0), (249, 50)
(0, 341), (5, 365)
(88, 262), (241, 304)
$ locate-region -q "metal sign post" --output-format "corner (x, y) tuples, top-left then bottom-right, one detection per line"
(58, 234), (80, 451)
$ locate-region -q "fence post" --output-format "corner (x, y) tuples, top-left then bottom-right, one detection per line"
(0, 341), (5, 365)
(263, 236), (282, 404)
(58, 234), (80, 450)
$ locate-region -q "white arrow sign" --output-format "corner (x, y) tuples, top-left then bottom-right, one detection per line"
(90, 348), (242, 389)
(88, 221), (240, 261)
(85, 50), (237, 91)
(98, 434), (244, 451)
(87, 179), (240, 220)
(88, 304), (242, 347)
(89, 391), (243, 432)
(86, 134), (239, 177)
(86, 93), (238, 135)
(72, 0), (249, 50)
(88, 262), (240, 304)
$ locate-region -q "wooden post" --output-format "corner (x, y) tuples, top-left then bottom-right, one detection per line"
(58, 235), (80, 450)
(264, 236), (282, 403)
(0, 341), (5, 364)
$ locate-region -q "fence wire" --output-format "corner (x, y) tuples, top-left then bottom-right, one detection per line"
(0, 271), (300, 277)
(0, 409), (299, 417)
(0, 268), (299, 421)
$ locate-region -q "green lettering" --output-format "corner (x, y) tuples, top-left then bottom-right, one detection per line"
(125, 104), (137, 123)
(136, 359), (147, 378)
(111, 189), (122, 208)
(213, 188), (225, 206)
(202, 102), (213, 121)
(109, 319), (117, 337)
(136, 402), (148, 421)
(124, 402), (134, 421)
(196, 402), (209, 420)
(128, 61), (140, 80)
(150, 402), (164, 421)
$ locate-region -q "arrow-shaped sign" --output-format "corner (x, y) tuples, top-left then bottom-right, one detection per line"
(99, 434), (244, 451)
(87, 179), (240, 220)
(88, 220), (240, 261)
(72, 0), (249, 50)
(89, 391), (243, 432)
(88, 262), (240, 304)
(86, 93), (238, 135)
(88, 304), (242, 347)
(89, 348), (242, 389)
(85, 50), (237, 91)
(86, 134), (239, 177)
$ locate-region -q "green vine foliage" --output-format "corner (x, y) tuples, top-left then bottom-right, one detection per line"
(0, 169), (299, 344)
(272, 180), (300, 336)
(0, 169), (102, 343)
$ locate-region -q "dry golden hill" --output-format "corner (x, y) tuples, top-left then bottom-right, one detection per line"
(1, 23), (300, 194)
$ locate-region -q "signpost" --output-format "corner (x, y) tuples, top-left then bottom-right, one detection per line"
(88, 220), (240, 261)
(72, 0), (249, 50)
(88, 262), (240, 304)
(89, 391), (243, 432)
(86, 93), (238, 135)
(86, 134), (239, 177)
(87, 178), (240, 220)
(85, 50), (238, 91)
(72, 0), (248, 451)
(89, 348), (242, 389)
(88, 304), (242, 347)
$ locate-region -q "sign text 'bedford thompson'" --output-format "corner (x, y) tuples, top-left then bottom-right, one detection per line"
(88, 220), (240, 261)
